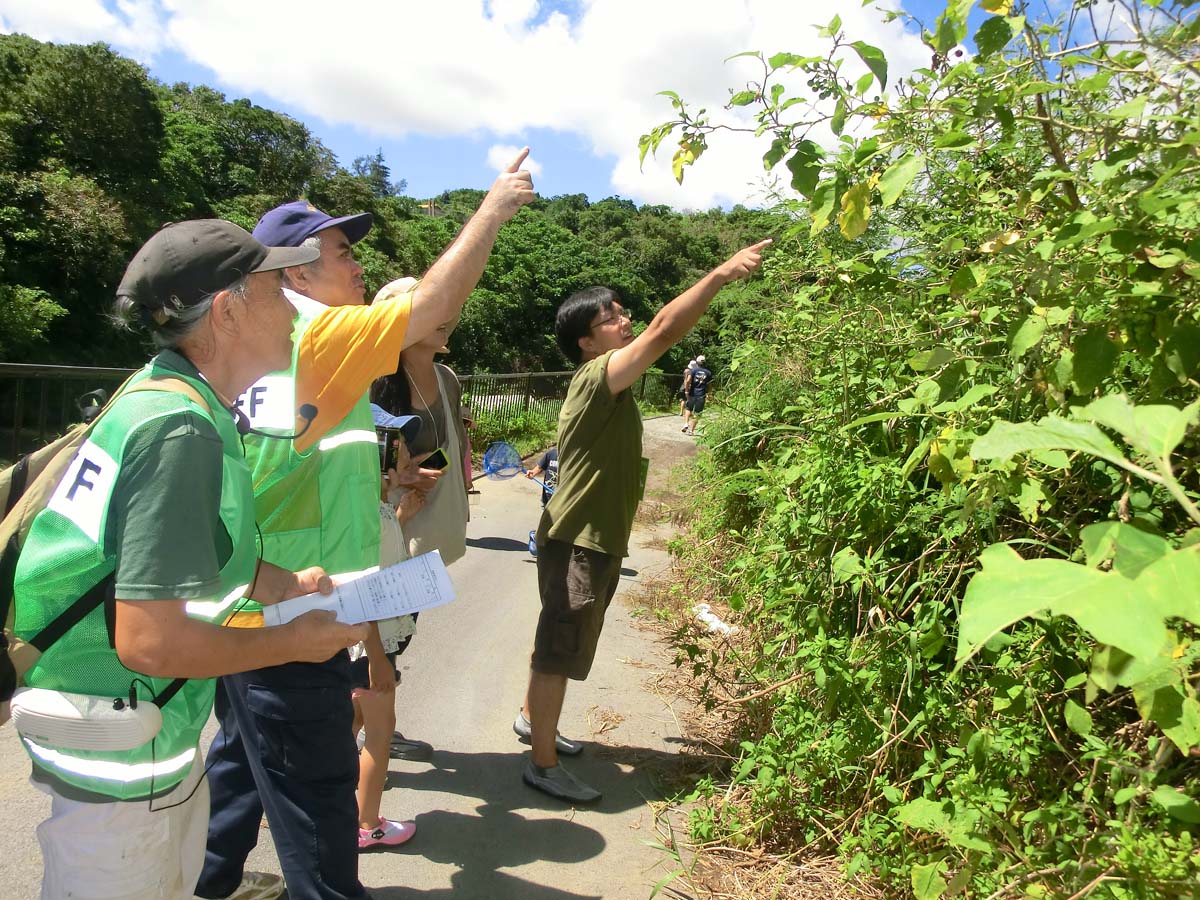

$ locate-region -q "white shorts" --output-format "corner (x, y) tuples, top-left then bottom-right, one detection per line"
(33, 754), (208, 900)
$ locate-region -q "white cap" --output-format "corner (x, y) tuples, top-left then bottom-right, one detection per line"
(696, 355), (706, 364)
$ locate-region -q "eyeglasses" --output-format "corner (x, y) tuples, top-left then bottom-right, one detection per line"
(590, 308), (631, 330)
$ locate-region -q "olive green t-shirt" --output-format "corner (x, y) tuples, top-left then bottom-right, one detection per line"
(537, 350), (644, 558)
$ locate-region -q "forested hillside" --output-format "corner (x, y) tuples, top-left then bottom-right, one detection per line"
(0, 33), (780, 373)
(641, 0), (1200, 897)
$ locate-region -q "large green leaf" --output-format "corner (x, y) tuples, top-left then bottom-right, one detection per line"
(970, 418), (1126, 468)
(1135, 545), (1200, 624)
(934, 131), (975, 150)
(850, 41), (888, 91)
(763, 137), (789, 171)
(934, 383), (997, 412)
(975, 16), (1015, 57)
(957, 544), (1169, 664)
(830, 98), (847, 137)
(1009, 314), (1046, 358)
(785, 141), (822, 198)
(1078, 395), (1199, 461)
(839, 182), (872, 240)
(1080, 522), (1171, 578)
(894, 798), (990, 851)
(1133, 665), (1200, 752)
(911, 862), (948, 900)
(1163, 324), (1200, 384)
(1151, 786), (1200, 824)
(908, 346), (955, 372)
(950, 264), (985, 299)
(1071, 327), (1119, 395)
(879, 153), (923, 208)
(1064, 699), (1093, 737)
(810, 180), (836, 234)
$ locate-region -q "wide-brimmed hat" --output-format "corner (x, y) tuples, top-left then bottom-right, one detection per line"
(117, 219), (318, 314)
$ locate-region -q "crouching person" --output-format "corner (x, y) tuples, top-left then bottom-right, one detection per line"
(7, 220), (367, 900)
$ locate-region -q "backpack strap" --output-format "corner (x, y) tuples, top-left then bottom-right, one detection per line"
(4, 457), (29, 517)
(28, 575), (113, 652)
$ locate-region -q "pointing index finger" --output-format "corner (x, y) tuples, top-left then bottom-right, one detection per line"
(506, 147), (530, 173)
(749, 238), (773, 251)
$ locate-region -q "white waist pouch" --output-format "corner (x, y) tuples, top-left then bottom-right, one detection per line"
(10, 687), (162, 751)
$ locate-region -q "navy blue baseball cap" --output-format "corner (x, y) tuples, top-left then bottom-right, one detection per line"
(252, 201), (374, 248)
(370, 404), (421, 444)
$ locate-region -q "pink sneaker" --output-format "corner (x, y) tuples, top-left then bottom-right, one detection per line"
(358, 816), (416, 850)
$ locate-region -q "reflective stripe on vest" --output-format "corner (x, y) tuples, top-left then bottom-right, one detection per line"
(185, 582), (250, 623)
(318, 429), (377, 452)
(240, 292), (383, 584)
(23, 736), (197, 782)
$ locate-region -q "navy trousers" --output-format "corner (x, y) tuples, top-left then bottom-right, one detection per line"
(195, 653), (367, 900)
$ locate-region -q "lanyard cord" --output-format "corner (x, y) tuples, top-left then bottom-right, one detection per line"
(405, 366), (441, 449)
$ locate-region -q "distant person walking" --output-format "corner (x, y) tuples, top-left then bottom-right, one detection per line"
(682, 354), (712, 435)
(678, 359), (697, 416)
(517, 239), (770, 803)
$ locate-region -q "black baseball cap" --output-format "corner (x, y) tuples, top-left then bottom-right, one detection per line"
(253, 201), (374, 248)
(117, 219), (319, 313)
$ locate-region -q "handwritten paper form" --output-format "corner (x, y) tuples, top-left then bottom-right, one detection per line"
(262, 551), (456, 627)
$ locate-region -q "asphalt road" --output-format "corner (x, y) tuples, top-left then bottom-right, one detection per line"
(0, 416), (694, 900)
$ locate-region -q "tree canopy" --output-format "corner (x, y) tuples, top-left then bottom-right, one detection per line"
(0, 33), (781, 373)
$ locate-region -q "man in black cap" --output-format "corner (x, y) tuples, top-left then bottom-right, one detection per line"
(8, 220), (367, 900)
(196, 151), (535, 900)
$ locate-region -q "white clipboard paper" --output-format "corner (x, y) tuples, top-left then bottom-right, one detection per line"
(262, 551), (456, 627)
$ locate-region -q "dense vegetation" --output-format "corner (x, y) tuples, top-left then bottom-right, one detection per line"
(643, 0), (1200, 896)
(0, 33), (778, 374)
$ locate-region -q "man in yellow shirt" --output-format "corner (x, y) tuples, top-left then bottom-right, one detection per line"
(196, 151), (534, 900)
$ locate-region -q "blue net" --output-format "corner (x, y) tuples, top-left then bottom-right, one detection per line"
(482, 441), (524, 479)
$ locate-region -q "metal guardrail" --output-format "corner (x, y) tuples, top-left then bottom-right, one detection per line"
(0, 364), (136, 462)
(0, 363), (686, 462)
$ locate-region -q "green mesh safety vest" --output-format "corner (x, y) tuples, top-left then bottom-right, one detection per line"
(12, 355), (256, 801)
(232, 292), (381, 614)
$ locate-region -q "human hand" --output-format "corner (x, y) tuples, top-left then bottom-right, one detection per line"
(391, 466), (443, 493)
(286, 610), (368, 663)
(714, 239), (772, 285)
(481, 147), (536, 222)
(287, 566), (333, 600)
(413, 467), (444, 492)
(251, 563), (332, 605)
(395, 488), (425, 524)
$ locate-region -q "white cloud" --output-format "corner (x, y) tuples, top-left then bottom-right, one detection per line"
(0, 0), (165, 54)
(487, 144), (543, 176)
(0, 0), (930, 209)
(487, 0), (539, 30)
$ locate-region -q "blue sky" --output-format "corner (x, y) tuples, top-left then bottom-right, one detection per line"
(1, 0), (972, 208)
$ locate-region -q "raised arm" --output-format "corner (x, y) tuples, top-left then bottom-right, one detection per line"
(402, 148), (536, 347)
(606, 240), (771, 395)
